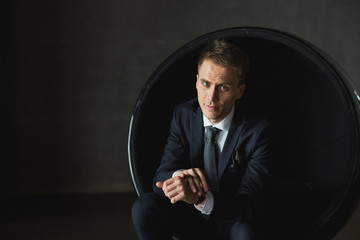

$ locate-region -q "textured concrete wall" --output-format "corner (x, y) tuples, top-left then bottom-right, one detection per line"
(2, 0), (359, 196)
(2, 1), (360, 238)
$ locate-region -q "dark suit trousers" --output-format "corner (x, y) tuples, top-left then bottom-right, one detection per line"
(131, 193), (256, 240)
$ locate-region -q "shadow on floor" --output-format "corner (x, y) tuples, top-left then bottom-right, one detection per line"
(2, 191), (360, 240)
(0, 192), (138, 240)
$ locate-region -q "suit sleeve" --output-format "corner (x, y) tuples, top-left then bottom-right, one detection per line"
(211, 121), (274, 221)
(152, 107), (191, 197)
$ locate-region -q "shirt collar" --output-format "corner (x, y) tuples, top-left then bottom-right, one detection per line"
(203, 106), (234, 132)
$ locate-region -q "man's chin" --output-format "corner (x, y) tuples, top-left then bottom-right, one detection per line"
(204, 113), (220, 121)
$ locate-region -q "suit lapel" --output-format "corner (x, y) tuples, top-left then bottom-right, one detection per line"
(190, 106), (204, 168)
(218, 106), (246, 180)
(188, 101), (246, 179)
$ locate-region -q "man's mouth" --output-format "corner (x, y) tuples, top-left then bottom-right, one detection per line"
(206, 104), (218, 110)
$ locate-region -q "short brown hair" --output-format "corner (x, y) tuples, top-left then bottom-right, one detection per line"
(198, 39), (249, 85)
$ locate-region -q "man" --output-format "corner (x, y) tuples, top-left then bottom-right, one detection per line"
(132, 39), (273, 240)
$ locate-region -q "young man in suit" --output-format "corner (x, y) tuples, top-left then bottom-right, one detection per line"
(132, 39), (273, 240)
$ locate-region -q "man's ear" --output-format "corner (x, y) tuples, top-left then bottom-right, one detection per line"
(196, 74), (199, 89)
(236, 84), (246, 99)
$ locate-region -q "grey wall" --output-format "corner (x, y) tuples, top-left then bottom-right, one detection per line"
(2, 1), (360, 238)
(2, 0), (359, 196)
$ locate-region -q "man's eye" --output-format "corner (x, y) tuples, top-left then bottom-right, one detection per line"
(203, 81), (210, 87)
(220, 85), (229, 91)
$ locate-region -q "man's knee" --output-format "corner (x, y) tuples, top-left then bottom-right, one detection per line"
(131, 193), (159, 225)
(132, 193), (174, 239)
(229, 221), (256, 240)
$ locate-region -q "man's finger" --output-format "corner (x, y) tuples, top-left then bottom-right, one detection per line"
(186, 176), (199, 193)
(194, 168), (210, 192)
(162, 176), (186, 198)
(170, 192), (184, 204)
(163, 181), (178, 195)
(156, 181), (164, 188)
(182, 169), (203, 191)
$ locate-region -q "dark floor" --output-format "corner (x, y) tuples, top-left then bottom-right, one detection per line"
(1, 192), (360, 240)
(0, 192), (138, 240)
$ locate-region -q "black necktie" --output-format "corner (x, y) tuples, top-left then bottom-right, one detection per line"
(204, 126), (221, 192)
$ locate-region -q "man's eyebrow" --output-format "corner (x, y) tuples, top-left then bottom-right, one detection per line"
(219, 81), (231, 85)
(199, 78), (232, 86)
(216, 81), (232, 86)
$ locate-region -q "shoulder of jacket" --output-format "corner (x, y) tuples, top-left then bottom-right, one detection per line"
(174, 98), (198, 113)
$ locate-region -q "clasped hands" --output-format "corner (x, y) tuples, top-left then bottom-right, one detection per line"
(156, 168), (209, 205)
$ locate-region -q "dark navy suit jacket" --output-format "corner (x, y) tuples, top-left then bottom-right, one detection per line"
(153, 98), (273, 222)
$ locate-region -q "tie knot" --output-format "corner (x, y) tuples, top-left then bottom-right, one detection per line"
(205, 126), (220, 143)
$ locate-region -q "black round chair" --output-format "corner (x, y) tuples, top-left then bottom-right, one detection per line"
(128, 27), (360, 239)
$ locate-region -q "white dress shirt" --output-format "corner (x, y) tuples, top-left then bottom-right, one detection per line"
(194, 106), (235, 215)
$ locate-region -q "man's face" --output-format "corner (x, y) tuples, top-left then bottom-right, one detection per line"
(196, 59), (246, 124)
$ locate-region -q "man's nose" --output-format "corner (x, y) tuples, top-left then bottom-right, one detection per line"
(208, 87), (218, 101)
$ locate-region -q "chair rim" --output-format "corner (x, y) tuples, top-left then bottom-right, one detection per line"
(127, 26), (360, 239)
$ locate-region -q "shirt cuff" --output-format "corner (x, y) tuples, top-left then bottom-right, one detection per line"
(172, 169), (185, 178)
(194, 191), (214, 215)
